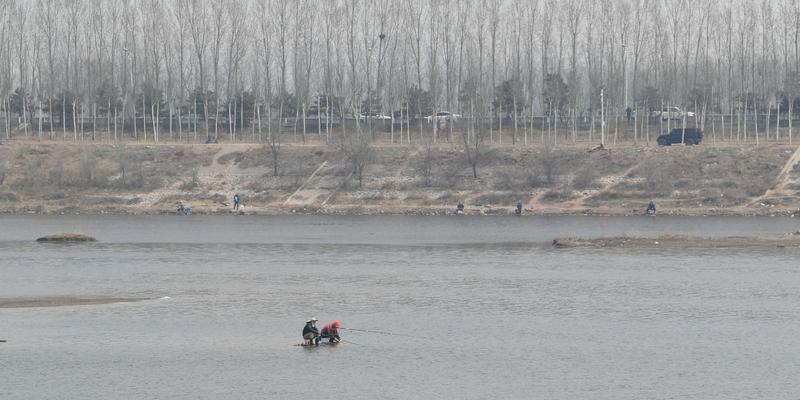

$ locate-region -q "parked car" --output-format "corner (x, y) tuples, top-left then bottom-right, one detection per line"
(356, 112), (391, 122)
(657, 128), (703, 145)
(425, 111), (461, 123)
(651, 107), (695, 121)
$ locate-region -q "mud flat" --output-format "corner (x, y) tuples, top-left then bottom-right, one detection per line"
(36, 233), (96, 242)
(0, 297), (147, 308)
(552, 233), (800, 248)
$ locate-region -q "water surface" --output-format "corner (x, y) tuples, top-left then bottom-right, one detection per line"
(2, 215), (799, 399)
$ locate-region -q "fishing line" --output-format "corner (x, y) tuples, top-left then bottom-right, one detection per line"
(341, 327), (432, 340)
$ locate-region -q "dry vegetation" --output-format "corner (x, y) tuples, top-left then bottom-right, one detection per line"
(0, 141), (798, 215)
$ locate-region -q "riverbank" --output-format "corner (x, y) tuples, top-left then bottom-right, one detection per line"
(1, 140), (799, 216)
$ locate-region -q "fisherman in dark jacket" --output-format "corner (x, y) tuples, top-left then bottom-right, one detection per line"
(646, 201), (656, 215)
(233, 193), (241, 211)
(302, 317), (319, 345)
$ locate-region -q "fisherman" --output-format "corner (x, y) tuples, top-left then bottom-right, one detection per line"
(515, 200), (523, 215)
(317, 321), (341, 344)
(456, 201), (465, 215)
(302, 317), (319, 346)
(646, 201), (656, 215)
(177, 201), (191, 215)
(233, 193), (241, 211)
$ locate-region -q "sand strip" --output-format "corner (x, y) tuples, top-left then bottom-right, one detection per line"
(553, 234), (800, 248)
(0, 297), (148, 308)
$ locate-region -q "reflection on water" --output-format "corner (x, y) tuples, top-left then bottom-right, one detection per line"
(2, 215), (800, 399)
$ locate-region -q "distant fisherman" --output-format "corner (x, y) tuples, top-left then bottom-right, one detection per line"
(317, 321), (341, 344)
(302, 317), (319, 346)
(646, 201), (656, 215)
(233, 193), (241, 211)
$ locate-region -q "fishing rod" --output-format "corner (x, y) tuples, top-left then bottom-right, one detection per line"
(340, 327), (432, 340)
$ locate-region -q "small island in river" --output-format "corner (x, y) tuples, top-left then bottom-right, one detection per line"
(552, 233), (800, 248)
(36, 232), (97, 242)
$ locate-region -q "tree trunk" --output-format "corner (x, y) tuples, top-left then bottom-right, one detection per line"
(80, 103), (85, 141)
(37, 100), (42, 141)
(513, 97), (518, 145)
(169, 103), (173, 139)
(214, 98), (219, 141)
(49, 99), (54, 139)
(153, 103), (159, 143)
(72, 102), (77, 141)
(22, 97), (28, 137)
(132, 101), (137, 140)
(228, 102), (233, 141)
(790, 99), (794, 145)
(257, 103), (262, 142)
(489, 103), (494, 143)
(178, 103), (183, 141)
(142, 95), (147, 141)
(107, 100), (111, 141)
(302, 102), (306, 142)
(92, 103), (96, 141)
(121, 101), (126, 139)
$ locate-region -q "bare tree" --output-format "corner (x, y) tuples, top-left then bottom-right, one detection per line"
(0, 0), (794, 150)
(185, 0), (210, 140)
(341, 131), (374, 188)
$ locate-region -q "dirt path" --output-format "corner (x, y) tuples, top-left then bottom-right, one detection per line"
(582, 161), (644, 204)
(138, 145), (262, 210)
(530, 159), (645, 212)
(283, 161), (329, 206)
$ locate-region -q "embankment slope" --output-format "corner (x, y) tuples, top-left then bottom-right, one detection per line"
(0, 141), (798, 215)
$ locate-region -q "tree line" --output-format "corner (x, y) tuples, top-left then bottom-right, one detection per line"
(1, 0), (799, 144)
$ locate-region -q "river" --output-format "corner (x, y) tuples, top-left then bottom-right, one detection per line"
(2, 215), (799, 399)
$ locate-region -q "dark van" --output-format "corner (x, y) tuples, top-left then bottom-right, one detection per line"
(657, 128), (703, 145)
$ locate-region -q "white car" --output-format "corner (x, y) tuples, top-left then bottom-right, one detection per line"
(425, 111), (461, 123)
(356, 112), (391, 122)
(651, 107), (695, 121)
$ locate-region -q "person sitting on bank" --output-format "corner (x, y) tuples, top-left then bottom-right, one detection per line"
(317, 321), (341, 344)
(515, 200), (523, 215)
(302, 317), (319, 346)
(647, 201), (656, 215)
(456, 201), (465, 214)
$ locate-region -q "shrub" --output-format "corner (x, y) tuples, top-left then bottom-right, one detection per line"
(571, 168), (600, 190)
(0, 192), (19, 202)
(539, 188), (575, 203)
